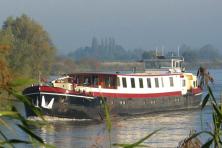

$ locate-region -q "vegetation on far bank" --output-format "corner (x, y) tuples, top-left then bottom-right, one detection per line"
(53, 37), (222, 74)
(68, 37), (222, 62)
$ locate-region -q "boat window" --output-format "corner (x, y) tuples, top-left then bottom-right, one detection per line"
(182, 80), (186, 87)
(83, 77), (91, 86)
(120, 100), (126, 104)
(139, 78), (143, 88)
(76, 76), (80, 84)
(110, 76), (117, 88)
(122, 77), (127, 88)
(173, 61), (176, 67)
(92, 75), (99, 87)
(117, 77), (120, 87)
(112, 76), (117, 88)
(130, 78), (135, 88)
(161, 77), (164, 87)
(151, 100), (156, 104)
(179, 62), (182, 68)
(104, 76), (111, 88)
(175, 98), (180, 102)
(155, 78), (159, 88)
(68, 78), (74, 83)
(147, 78), (151, 88)
(100, 75), (117, 89)
(175, 61), (181, 68)
(169, 77), (174, 87)
(145, 60), (171, 69)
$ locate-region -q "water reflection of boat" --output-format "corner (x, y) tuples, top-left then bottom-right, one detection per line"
(112, 110), (201, 148)
(23, 57), (202, 120)
(32, 109), (204, 148)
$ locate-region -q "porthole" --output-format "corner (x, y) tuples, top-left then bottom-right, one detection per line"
(151, 100), (156, 104)
(174, 98), (180, 102)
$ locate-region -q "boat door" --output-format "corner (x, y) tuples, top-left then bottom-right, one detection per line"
(181, 78), (187, 95)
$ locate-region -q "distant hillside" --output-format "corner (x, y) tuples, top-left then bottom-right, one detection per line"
(66, 37), (222, 71)
(53, 43), (222, 74)
(68, 37), (144, 61)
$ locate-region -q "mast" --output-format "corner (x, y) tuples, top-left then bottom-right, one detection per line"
(177, 46), (180, 57)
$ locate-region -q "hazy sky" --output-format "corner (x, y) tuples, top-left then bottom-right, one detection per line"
(0, 0), (222, 54)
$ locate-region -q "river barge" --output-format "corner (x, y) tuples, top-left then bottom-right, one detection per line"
(23, 57), (202, 120)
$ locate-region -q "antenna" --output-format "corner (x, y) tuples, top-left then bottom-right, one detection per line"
(161, 46), (164, 56)
(177, 46), (180, 57)
(38, 71), (41, 84)
(155, 47), (158, 56)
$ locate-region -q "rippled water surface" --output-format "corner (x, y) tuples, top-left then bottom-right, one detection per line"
(30, 108), (211, 148)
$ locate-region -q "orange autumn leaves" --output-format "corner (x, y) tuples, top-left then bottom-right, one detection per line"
(0, 44), (11, 93)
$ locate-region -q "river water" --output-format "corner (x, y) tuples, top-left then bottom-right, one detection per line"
(4, 69), (222, 148)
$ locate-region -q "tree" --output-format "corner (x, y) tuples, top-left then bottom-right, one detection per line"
(141, 50), (156, 59)
(0, 29), (12, 90)
(69, 37), (130, 61)
(2, 14), (56, 78)
(180, 44), (198, 62)
(91, 37), (99, 50)
(199, 44), (220, 60)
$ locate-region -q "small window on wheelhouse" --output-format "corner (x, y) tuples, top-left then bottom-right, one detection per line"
(117, 77), (120, 87)
(169, 77), (174, 87)
(147, 78), (151, 88)
(131, 78), (135, 88)
(193, 81), (196, 87)
(122, 77), (127, 88)
(92, 75), (99, 87)
(104, 76), (111, 88)
(155, 78), (159, 88)
(182, 80), (186, 87)
(161, 77), (164, 87)
(139, 78), (143, 88)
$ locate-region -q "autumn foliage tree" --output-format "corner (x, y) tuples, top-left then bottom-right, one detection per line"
(2, 14), (56, 79)
(0, 31), (12, 90)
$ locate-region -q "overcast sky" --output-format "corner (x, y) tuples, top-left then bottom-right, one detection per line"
(0, 0), (222, 54)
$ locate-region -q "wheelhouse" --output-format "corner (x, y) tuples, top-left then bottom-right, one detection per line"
(68, 73), (118, 89)
(144, 57), (184, 73)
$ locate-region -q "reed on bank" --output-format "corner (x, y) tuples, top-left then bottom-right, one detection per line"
(0, 78), (54, 148)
